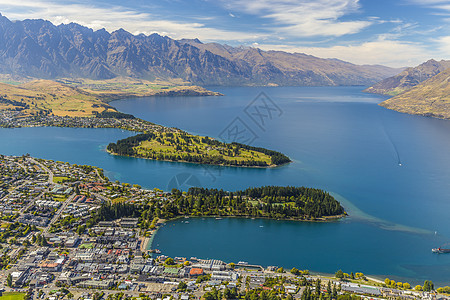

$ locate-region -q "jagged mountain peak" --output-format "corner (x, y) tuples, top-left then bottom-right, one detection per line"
(0, 13), (400, 86)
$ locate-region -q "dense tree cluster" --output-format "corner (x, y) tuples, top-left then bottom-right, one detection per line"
(95, 111), (136, 119)
(187, 186), (344, 218)
(0, 96), (30, 109)
(201, 287), (287, 300)
(437, 286), (450, 294)
(91, 186), (344, 228)
(91, 202), (140, 223)
(107, 133), (155, 156)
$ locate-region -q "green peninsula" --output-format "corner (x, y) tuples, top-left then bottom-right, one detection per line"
(95, 186), (345, 222)
(107, 132), (291, 167)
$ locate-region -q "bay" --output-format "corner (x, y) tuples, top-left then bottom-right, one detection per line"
(1, 86), (449, 285)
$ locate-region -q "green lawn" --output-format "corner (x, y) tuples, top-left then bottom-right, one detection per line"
(79, 243), (94, 249)
(53, 195), (68, 202)
(53, 176), (70, 183)
(135, 132), (272, 165)
(0, 292), (26, 300)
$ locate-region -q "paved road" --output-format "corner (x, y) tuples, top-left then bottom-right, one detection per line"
(28, 157), (53, 184)
(43, 192), (77, 234)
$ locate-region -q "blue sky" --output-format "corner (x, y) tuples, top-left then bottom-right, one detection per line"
(1, 0), (450, 67)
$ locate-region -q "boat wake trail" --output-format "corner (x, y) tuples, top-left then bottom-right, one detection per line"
(383, 125), (402, 166)
(379, 113), (403, 166)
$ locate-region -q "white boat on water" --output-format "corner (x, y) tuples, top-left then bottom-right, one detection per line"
(432, 247), (450, 254)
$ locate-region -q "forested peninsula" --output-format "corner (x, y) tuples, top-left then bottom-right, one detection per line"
(91, 186), (346, 224)
(107, 132), (291, 167)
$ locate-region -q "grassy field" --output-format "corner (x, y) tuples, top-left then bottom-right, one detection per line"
(53, 176), (70, 183)
(0, 77), (220, 117)
(57, 77), (221, 101)
(0, 292), (26, 300)
(0, 80), (115, 117)
(134, 132), (273, 165)
(53, 195), (68, 202)
(57, 77), (176, 99)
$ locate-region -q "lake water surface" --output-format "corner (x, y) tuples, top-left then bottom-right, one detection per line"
(1, 86), (449, 285)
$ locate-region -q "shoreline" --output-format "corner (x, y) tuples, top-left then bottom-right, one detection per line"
(159, 213), (347, 228)
(106, 149), (291, 169)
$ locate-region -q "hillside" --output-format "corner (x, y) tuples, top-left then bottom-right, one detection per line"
(0, 79), (114, 117)
(0, 13), (400, 86)
(0, 78), (221, 117)
(56, 77), (222, 101)
(379, 68), (450, 119)
(365, 59), (450, 95)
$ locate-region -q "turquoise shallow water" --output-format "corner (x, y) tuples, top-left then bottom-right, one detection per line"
(1, 86), (450, 285)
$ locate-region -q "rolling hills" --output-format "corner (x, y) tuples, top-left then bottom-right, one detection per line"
(0, 79), (114, 117)
(0, 78), (220, 117)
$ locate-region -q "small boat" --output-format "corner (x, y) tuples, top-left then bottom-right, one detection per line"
(432, 247), (450, 254)
(215, 217), (222, 220)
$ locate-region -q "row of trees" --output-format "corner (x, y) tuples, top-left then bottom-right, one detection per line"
(202, 287), (290, 300)
(138, 150), (270, 167)
(384, 278), (434, 292)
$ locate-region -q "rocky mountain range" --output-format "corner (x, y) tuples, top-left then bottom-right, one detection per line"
(0, 13), (400, 86)
(365, 59), (450, 95)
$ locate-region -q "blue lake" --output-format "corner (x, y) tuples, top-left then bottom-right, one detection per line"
(1, 86), (450, 285)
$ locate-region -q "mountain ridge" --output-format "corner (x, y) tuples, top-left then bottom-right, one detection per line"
(379, 67), (450, 119)
(364, 59), (450, 95)
(0, 13), (401, 86)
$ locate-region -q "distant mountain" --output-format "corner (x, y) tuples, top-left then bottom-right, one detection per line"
(178, 39), (402, 86)
(379, 67), (450, 119)
(0, 13), (400, 86)
(365, 59), (450, 95)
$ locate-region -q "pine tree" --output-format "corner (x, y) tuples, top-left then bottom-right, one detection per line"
(315, 279), (321, 297)
(6, 273), (12, 287)
(332, 284), (337, 299)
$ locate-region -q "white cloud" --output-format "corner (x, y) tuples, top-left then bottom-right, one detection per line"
(255, 38), (435, 67)
(0, 0), (447, 67)
(222, 0), (372, 37)
(436, 35), (450, 54)
(407, 0), (450, 12)
(0, 0), (266, 42)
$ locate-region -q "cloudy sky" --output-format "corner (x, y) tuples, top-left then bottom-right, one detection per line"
(1, 0), (450, 67)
